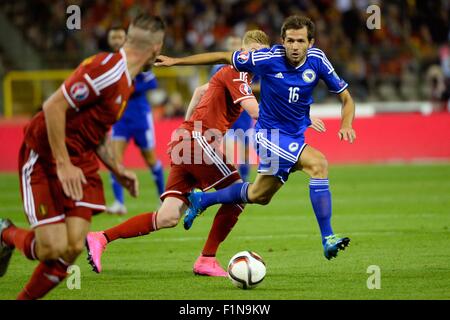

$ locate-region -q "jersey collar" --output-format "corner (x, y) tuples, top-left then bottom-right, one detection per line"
(120, 47), (132, 87)
(293, 55), (308, 70)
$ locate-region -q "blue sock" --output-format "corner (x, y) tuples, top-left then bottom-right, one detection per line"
(200, 182), (250, 210)
(239, 164), (250, 182)
(309, 178), (334, 245)
(151, 160), (165, 196)
(111, 173), (124, 204)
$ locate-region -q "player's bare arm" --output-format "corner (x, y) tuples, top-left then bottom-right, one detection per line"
(155, 52), (233, 67)
(43, 89), (87, 201)
(240, 98), (259, 120)
(96, 137), (139, 197)
(337, 89), (356, 143)
(185, 83), (209, 120)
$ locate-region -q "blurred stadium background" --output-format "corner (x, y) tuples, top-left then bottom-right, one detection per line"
(0, 0), (449, 170)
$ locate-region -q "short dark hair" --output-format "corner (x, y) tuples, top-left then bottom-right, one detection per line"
(281, 15), (315, 41)
(131, 13), (165, 33)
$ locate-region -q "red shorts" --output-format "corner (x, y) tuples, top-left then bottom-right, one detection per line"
(18, 143), (105, 228)
(161, 131), (241, 204)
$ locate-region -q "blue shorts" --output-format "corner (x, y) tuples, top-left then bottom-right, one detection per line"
(111, 113), (155, 150)
(254, 129), (307, 183)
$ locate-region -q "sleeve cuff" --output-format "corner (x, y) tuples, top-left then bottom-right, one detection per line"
(60, 84), (79, 111)
(329, 83), (349, 94)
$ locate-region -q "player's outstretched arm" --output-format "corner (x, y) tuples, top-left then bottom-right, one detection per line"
(95, 137), (139, 197)
(185, 83), (209, 120)
(43, 89), (87, 201)
(155, 52), (233, 67)
(337, 89), (356, 143)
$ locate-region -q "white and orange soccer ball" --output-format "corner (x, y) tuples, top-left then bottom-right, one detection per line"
(227, 251), (266, 289)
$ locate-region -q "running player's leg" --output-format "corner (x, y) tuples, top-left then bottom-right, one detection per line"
(295, 145), (331, 242)
(86, 163), (192, 273)
(188, 137), (244, 276)
(294, 145), (350, 259)
(108, 125), (129, 215)
(86, 197), (186, 273)
(16, 223), (69, 300)
(62, 214), (91, 264)
(247, 173), (283, 204)
(105, 196), (186, 242)
(2, 145), (71, 299)
(195, 201), (244, 277)
(188, 170), (283, 214)
(17, 213), (91, 300)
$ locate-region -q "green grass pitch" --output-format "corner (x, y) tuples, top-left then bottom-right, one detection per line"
(0, 163), (449, 300)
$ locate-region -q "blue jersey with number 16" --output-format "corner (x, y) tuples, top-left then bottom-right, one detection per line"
(231, 45), (348, 136)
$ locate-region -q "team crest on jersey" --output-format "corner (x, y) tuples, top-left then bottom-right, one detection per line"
(237, 51), (250, 64)
(302, 69), (316, 83)
(70, 82), (89, 101)
(239, 83), (252, 96)
(288, 142), (299, 152)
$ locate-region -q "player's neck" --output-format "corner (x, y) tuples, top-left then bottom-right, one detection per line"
(289, 55), (307, 68)
(122, 47), (145, 79)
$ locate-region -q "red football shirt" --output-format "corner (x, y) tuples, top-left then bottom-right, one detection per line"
(180, 65), (255, 135)
(24, 48), (134, 162)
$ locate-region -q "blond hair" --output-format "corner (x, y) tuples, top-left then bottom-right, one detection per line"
(126, 13), (165, 50)
(242, 30), (270, 47)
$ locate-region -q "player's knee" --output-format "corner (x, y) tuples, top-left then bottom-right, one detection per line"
(310, 157), (328, 177)
(37, 242), (67, 261)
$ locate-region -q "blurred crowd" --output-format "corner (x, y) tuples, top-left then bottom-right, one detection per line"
(1, 0), (449, 112)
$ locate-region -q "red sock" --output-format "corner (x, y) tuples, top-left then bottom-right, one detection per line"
(1, 226), (36, 260)
(17, 260), (68, 300)
(202, 204), (244, 256)
(103, 212), (157, 242)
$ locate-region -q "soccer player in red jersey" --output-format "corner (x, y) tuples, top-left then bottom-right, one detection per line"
(0, 14), (165, 300)
(85, 30), (270, 277)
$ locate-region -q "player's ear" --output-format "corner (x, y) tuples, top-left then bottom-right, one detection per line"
(308, 38), (315, 48)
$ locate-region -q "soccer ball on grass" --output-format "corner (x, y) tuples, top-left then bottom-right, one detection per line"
(227, 251), (266, 289)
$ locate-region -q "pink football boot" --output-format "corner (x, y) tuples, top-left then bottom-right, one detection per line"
(86, 232), (107, 273)
(193, 255), (228, 277)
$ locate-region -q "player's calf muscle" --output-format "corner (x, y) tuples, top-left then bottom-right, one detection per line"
(156, 212), (180, 228)
(247, 186), (274, 205)
(156, 198), (185, 228)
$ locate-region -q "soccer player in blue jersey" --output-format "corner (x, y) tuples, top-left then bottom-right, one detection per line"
(107, 27), (165, 215)
(155, 15), (356, 260)
(211, 35), (254, 182)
